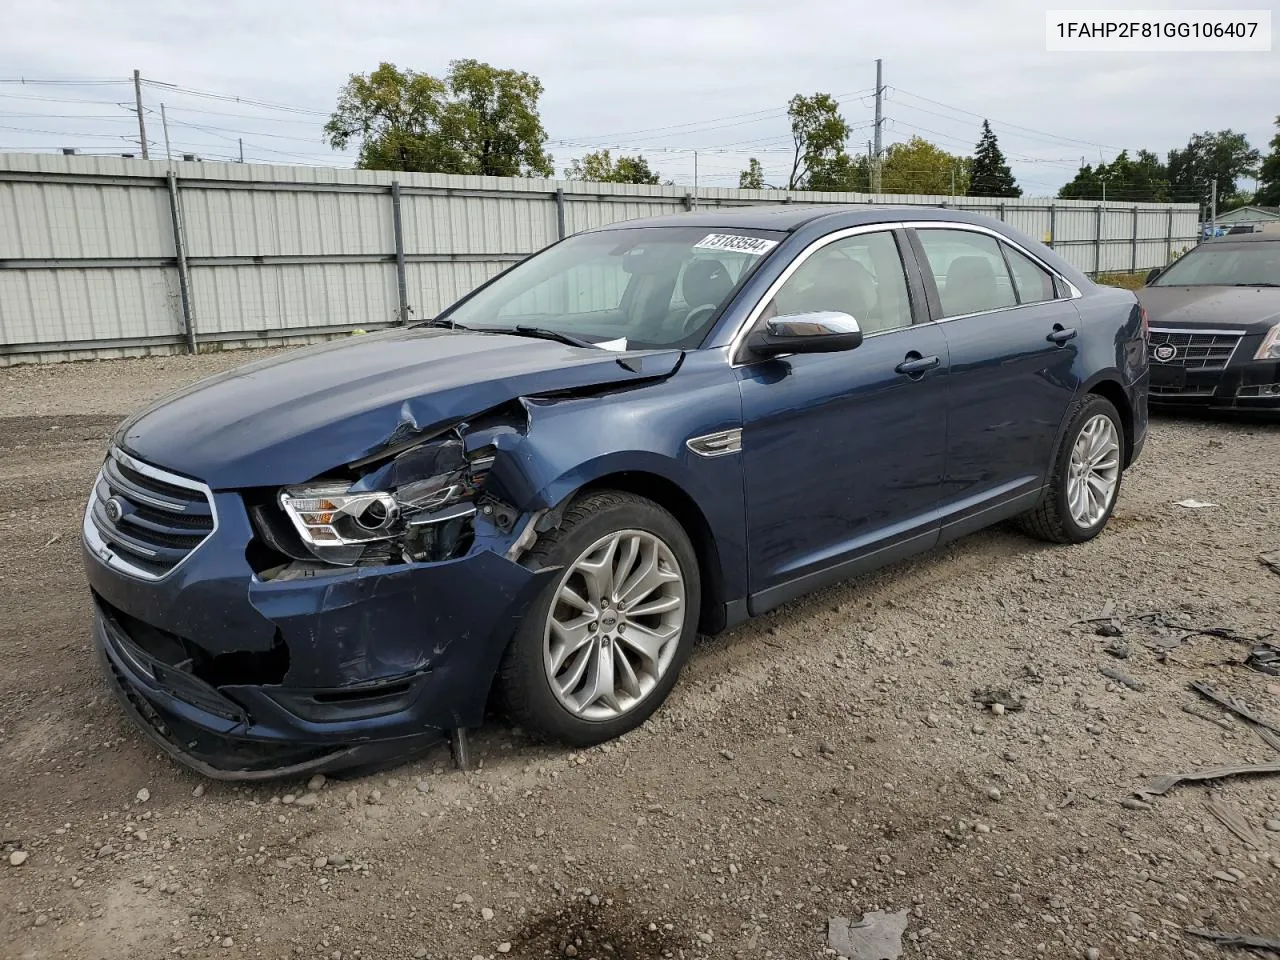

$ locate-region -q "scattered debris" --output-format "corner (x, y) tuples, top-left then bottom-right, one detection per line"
(1260, 549), (1280, 576)
(9, 851), (28, 867)
(1137, 760), (1280, 797)
(1095, 622), (1124, 638)
(972, 688), (1024, 712)
(1121, 798), (1153, 811)
(1190, 681), (1280, 735)
(135, 788), (150, 803)
(827, 908), (909, 960)
(1256, 728), (1280, 754)
(41, 533), (60, 549)
(1101, 666), (1145, 692)
(1205, 797), (1264, 849)
(1244, 643), (1280, 677)
(1184, 927), (1280, 951)
(1173, 499), (1217, 509)
(1103, 639), (1131, 659)
(1181, 705), (1233, 731)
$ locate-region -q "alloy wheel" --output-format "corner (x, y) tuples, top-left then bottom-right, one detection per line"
(1066, 414), (1120, 528)
(543, 529), (686, 721)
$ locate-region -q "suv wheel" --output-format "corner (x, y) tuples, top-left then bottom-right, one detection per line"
(1018, 394), (1124, 544)
(498, 490), (700, 745)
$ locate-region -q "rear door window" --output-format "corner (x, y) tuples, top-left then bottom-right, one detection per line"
(915, 229), (1017, 318)
(1002, 244), (1058, 304)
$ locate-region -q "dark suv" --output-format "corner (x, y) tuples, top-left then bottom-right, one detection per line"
(84, 206), (1148, 778)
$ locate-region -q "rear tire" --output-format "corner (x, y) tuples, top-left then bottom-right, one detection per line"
(498, 490), (700, 746)
(1017, 394), (1124, 544)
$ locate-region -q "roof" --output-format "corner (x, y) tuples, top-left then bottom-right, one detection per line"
(582, 204), (1005, 233)
(1216, 205), (1280, 221)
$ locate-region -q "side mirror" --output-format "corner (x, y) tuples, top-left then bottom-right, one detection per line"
(746, 311), (864, 358)
(1145, 267), (1162, 285)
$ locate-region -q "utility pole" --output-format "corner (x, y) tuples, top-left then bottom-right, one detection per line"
(160, 103), (172, 162)
(1209, 179), (1217, 235)
(133, 69), (149, 160)
(238, 138), (244, 163)
(872, 58), (884, 193)
(692, 150), (698, 205)
(950, 164), (956, 197)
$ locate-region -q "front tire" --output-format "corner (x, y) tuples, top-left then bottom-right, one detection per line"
(498, 490), (700, 746)
(1018, 394), (1124, 544)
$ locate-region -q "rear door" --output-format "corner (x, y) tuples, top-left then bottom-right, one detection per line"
(908, 226), (1082, 535)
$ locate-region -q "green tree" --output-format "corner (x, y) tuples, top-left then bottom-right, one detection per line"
(786, 93), (852, 190)
(564, 149), (660, 184)
(1166, 130), (1259, 207)
(1058, 149), (1169, 201)
(967, 120), (1021, 198)
(739, 157), (766, 189)
(879, 136), (970, 195)
(325, 60), (553, 177)
(1250, 117), (1280, 207)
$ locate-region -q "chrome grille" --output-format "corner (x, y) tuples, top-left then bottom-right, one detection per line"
(84, 448), (216, 579)
(1148, 328), (1242, 371)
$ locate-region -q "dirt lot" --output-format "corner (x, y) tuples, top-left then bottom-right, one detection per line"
(2, 352), (1279, 960)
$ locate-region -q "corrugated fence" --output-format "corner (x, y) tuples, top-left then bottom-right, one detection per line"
(0, 153), (1201, 365)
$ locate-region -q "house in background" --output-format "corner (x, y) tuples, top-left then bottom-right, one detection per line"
(1214, 205), (1280, 232)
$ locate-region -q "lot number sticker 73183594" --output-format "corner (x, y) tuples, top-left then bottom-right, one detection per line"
(693, 234), (780, 256)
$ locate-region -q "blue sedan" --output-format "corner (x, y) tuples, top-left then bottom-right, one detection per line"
(83, 205), (1149, 778)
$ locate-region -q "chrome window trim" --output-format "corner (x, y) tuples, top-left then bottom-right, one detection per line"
(83, 447), (219, 582)
(728, 220), (1084, 364)
(728, 223), (907, 365)
(903, 220), (1084, 305)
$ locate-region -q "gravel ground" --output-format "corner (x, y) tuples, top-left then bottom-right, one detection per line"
(1, 353), (1279, 960)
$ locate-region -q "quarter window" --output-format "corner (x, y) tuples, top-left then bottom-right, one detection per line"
(764, 231), (914, 337)
(916, 229), (1017, 318)
(1003, 244), (1058, 304)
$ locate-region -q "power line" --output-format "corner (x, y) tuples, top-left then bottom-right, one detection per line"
(140, 79), (328, 116)
(889, 87), (1123, 151)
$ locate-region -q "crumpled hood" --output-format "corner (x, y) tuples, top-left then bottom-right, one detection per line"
(116, 328), (682, 489)
(1136, 285), (1280, 332)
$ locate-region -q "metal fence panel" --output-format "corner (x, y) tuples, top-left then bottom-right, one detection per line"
(0, 153), (1203, 364)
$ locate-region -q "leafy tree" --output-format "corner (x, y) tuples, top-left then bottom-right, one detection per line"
(879, 136), (970, 195)
(739, 157), (766, 189)
(1058, 149), (1169, 202)
(326, 60), (553, 177)
(1250, 117), (1280, 207)
(786, 93), (852, 190)
(1166, 130), (1259, 207)
(564, 149), (660, 184)
(967, 120), (1021, 198)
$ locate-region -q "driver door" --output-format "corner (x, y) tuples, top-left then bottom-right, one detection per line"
(734, 228), (950, 613)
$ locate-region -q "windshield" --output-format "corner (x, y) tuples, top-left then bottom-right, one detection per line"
(1153, 241), (1280, 287)
(439, 226), (785, 349)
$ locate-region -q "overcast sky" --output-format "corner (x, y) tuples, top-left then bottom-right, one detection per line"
(3, 0), (1277, 197)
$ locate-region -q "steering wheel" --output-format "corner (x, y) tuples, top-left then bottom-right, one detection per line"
(680, 303), (718, 337)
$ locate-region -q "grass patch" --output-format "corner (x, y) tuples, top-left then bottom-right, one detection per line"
(1096, 271), (1147, 291)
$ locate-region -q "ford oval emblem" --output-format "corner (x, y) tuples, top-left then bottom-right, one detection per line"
(104, 496), (125, 523)
(1152, 344), (1177, 363)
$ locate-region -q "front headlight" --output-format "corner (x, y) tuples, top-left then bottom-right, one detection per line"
(271, 434), (490, 567)
(1255, 324), (1280, 360)
(279, 486), (402, 546)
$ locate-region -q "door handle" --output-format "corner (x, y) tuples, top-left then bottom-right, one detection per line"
(1047, 325), (1078, 345)
(895, 353), (941, 377)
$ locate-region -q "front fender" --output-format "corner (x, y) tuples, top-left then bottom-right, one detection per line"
(482, 352), (750, 608)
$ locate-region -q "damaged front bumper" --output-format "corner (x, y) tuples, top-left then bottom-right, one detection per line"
(85, 489), (553, 780)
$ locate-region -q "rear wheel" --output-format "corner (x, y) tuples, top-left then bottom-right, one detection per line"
(1018, 394), (1124, 544)
(498, 490), (700, 745)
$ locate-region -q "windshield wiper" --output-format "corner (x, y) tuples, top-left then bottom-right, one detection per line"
(1234, 282), (1280, 287)
(418, 317), (470, 330)
(502, 325), (597, 349)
